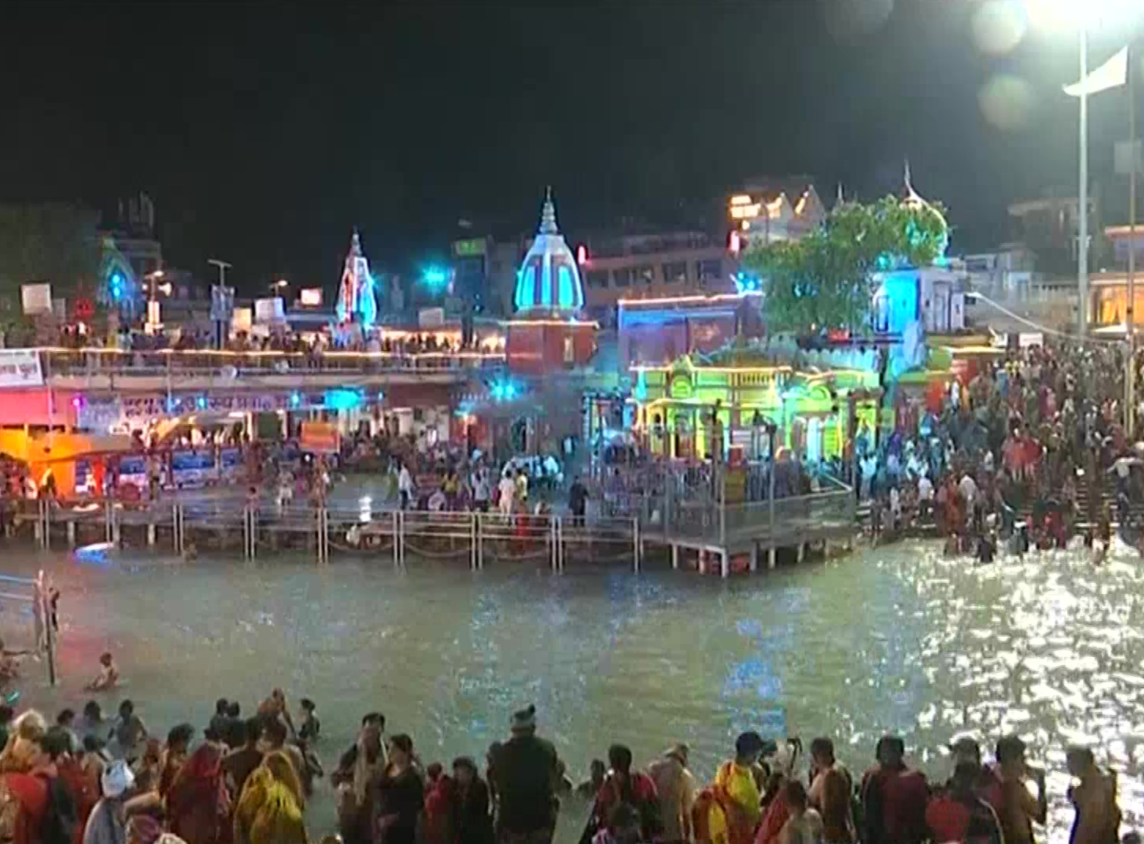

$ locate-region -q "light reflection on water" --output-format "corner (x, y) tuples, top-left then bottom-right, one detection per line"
(4, 539), (1143, 842)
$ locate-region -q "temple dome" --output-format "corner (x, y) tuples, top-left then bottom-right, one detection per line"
(513, 187), (584, 316)
(898, 161), (949, 256)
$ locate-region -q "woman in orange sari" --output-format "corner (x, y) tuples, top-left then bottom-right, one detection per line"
(166, 742), (230, 844)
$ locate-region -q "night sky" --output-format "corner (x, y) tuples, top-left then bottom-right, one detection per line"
(1, 1), (1139, 292)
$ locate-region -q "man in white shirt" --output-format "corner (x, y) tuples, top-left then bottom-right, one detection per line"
(398, 463), (414, 510)
(497, 472), (516, 516)
(958, 472), (978, 509)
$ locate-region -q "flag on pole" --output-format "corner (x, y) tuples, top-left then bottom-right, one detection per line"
(1064, 46), (1128, 97)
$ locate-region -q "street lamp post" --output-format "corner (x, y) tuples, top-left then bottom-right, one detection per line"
(1079, 26), (1089, 338)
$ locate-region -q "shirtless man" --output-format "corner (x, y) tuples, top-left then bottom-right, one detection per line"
(257, 687), (297, 738)
(85, 652), (119, 691)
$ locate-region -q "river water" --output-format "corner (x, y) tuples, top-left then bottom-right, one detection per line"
(2, 539), (1142, 842)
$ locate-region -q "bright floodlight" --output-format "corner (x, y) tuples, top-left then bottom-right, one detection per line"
(1024, 0), (1139, 32)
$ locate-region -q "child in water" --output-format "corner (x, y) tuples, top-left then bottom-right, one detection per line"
(85, 652), (119, 691)
(298, 697), (320, 742)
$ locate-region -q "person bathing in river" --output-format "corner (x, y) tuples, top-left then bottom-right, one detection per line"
(85, 652), (120, 692)
(256, 688), (297, 738)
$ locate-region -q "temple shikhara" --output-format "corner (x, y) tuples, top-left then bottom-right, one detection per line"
(505, 188), (597, 375)
(337, 228), (378, 328)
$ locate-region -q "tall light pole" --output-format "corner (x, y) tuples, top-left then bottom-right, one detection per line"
(208, 259), (233, 349)
(1078, 26), (1089, 337)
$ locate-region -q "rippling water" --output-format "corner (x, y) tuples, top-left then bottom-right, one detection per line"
(3, 539), (1142, 842)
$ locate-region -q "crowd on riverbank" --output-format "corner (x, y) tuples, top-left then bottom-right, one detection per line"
(0, 689), (1124, 844)
(863, 341), (1144, 555)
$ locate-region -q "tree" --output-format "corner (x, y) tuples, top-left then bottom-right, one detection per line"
(0, 203), (101, 315)
(741, 195), (947, 336)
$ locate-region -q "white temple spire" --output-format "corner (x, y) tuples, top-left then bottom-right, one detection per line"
(538, 185), (559, 235)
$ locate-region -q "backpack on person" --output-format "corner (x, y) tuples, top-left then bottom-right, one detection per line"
(39, 775), (78, 844)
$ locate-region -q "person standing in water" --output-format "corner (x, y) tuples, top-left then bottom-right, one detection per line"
(108, 700), (147, 763)
(1066, 747), (1120, 844)
(807, 737), (854, 844)
(492, 705), (559, 844)
(84, 653), (119, 692)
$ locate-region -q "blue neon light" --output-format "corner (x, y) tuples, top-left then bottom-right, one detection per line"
(324, 388), (363, 411)
(557, 266), (574, 309)
(289, 391), (302, 408)
(109, 272), (125, 301)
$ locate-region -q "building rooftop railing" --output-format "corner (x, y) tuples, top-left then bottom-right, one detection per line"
(34, 347), (507, 377)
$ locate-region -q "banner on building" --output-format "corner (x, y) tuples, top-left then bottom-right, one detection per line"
(0, 350), (44, 388)
(255, 297), (285, 324)
(20, 283), (52, 315)
(300, 422), (340, 454)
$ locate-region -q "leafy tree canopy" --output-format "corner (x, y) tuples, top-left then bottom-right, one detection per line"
(0, 203), (101, 315)
(741, 195), (947, 336)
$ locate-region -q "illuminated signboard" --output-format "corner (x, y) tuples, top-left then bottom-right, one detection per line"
(453, 238), (487, 258)
(669, 376), (693, 400)
(299, 288), (323, 307)
(730, 201), (762, 220)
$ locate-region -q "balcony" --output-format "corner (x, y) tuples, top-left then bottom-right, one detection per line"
(34, 347), (506, 394)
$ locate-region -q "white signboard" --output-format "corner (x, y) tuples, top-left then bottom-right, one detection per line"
(419, 307), (445, 328)
(255, 297), (285, 324)
(0, 350), (43, 388)
(21, 283), (52, 315)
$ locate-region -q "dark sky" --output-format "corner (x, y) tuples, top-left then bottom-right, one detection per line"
(1, 0), (1140, 292)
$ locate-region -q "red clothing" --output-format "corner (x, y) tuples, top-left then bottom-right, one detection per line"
(167, 744), (228, 844)
(754, 796), (789, 844)
(422, 775), (456, 844)
(4, 772), (49, 844)
(926, 795), (970, 843)
(56, 759), (97, 844)
(861, 766), (929, 844)
(594, 772), (659, 837)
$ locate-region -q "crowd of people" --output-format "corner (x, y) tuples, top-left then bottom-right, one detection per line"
(861, 341), (1144, 557)
(0, 690), (1124, 844)
(25, 324), (494, 361)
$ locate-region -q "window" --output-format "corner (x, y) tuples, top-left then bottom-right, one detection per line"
(662, 261), (687, 284)
(563, 335), (574, 364)
(873, 294), (890, 333)
(635, 265), (655, 285)
(696, 259), (722, 282)
(586, 270), (610, 289)
(613, 267), (635, 287)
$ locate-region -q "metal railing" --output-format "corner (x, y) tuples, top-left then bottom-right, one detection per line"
(36, 347), (506, 378)
(23, 499), (645, 573)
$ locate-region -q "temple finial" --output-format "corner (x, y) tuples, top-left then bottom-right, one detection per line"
(903, 159), (912, 191)
(538, 187), (559, 235)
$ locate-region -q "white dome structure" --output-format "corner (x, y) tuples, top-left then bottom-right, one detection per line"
(513, 187), (584, 316)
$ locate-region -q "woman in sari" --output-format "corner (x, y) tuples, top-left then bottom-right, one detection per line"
(233, 751), (307, 844)
(166, 742), (229, 844)
(0, 710), (46, 774)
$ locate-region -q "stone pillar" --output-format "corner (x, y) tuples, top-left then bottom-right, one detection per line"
(796, 543), (805, 563)
(750, 543), (759, 573)
(768, 546), (777, 569)
(720, 551), (730, 579)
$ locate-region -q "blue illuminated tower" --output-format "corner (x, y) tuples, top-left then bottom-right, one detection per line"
(513, 187), (584, 316)
(337, 228), (378, 327)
